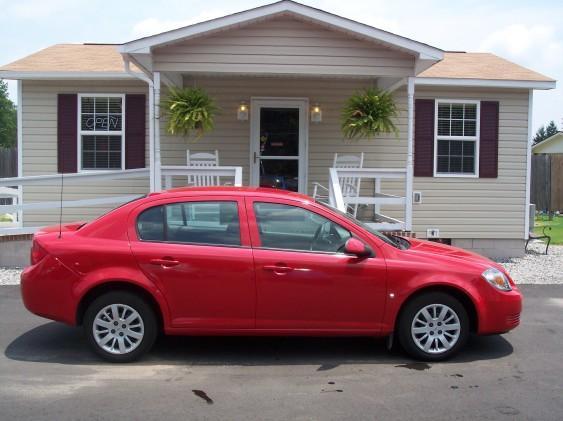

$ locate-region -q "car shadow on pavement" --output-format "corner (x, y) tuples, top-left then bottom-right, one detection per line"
(4, 321), (513, 367)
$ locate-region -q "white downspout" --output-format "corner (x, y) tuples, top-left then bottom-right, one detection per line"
(123, 57), (157, 192)
(153, 71), (162, 191)
(405, 76), (415, 232)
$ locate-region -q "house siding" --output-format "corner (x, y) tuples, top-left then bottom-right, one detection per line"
(152, 16), (414, 77)
(19, 78), (529, 243)
(412, 87), (529, 240)
(20, 80), (149, 227)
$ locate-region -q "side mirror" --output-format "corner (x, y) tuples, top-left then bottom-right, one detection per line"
(343, 238), (373, 258)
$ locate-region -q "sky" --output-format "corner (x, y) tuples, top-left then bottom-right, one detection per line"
(0, 0), (561, 132)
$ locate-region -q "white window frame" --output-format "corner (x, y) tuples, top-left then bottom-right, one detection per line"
(77, 93), (126, 172)
(433, 99), (480, 178)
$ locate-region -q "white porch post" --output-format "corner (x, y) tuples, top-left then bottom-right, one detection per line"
(405, 77), (415, 232)
(154, 71), (163, 191)
(16, 80), (23, 227)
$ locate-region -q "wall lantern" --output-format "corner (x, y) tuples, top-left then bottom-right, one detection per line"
(237, 101), (249, 121)
(310, 103), (322, 123)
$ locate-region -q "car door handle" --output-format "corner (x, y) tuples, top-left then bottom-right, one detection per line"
(263, 264), (294, 274)
(150, 258), (180, 267)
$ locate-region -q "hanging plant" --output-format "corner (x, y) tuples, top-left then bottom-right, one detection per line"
(163, 87), (217, 139)
(341, 88), (398, 140)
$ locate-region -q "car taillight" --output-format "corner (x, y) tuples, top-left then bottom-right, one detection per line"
(30, 241), (48, 265)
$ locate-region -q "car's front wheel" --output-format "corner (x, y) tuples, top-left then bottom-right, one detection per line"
(397, 292), (469, 361)
(83, 291), (157, 363)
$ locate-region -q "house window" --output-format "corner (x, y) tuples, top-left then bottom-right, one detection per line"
(79, 95), (124, 170)
(435, 101), (479, 176)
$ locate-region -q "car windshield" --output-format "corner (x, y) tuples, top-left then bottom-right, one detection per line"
(316, 201), (410, 249)
(78, 194), (148, 229)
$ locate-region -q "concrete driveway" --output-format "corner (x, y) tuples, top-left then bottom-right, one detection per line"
(1, 285), (562, 420)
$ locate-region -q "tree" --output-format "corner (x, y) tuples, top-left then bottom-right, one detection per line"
(0, 79), (17, 148)
(545, 120), (558, 138)
(533, 126), (547, 144)
(533, 120), (559, 144)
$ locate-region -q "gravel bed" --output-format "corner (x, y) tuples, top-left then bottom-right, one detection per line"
(494, 242), (563, 285)
(1, 242), (561, 286)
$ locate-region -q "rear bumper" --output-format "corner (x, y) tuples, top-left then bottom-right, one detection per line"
(477, 284), (522, 335)
(21, 256), (79, 325)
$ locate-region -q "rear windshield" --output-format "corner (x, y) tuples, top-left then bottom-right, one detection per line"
(79, 194), (147, 228)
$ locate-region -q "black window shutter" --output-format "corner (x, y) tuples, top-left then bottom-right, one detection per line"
(479, 101), (500, 178)
(414, 99), (435, 177)
(125, 94), (146, 169)
(57, 94), (78, 173)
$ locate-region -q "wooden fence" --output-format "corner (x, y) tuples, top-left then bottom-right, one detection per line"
(531, 154), (563, 212)
(0, 147), (17, 179)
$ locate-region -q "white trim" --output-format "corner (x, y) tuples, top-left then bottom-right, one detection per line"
(0, 194), (143, 213)
(433, 99), (481, 178)
(525, 90), (533, 240)
(119, 1), (443, 60)
(0, 71), (134, 80)
(250, 97), (309, 194)
(77, 93), (126, 172)
(16, 80), (23, 228)
(416, 77), (556, 90)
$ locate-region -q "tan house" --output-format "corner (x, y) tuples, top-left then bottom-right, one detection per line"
(0, 0), (556, 258)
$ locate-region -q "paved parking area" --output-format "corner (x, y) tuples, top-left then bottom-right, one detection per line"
(1, 284), (562, 420)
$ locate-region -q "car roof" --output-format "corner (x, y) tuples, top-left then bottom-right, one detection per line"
(148, 186), (313, 202)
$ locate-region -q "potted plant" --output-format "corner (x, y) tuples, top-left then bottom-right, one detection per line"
(341, 88), (398, 140)
(163, 87), (217, 139)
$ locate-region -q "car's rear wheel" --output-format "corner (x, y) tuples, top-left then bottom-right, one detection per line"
(84, 291), (157, 363)
(397, 292), (469, 361)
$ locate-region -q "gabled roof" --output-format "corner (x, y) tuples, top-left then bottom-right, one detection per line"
(532, 132), (563, 154)
(0, 45), (555, 90)
(119, 0), (443, 60)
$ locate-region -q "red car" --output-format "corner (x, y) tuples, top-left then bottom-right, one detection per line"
(21, 187), (522, 362)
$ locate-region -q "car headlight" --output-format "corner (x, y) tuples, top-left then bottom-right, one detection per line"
(482, 268), (512, 291)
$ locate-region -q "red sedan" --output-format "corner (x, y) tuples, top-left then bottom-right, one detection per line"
(21, 187), (522, 362)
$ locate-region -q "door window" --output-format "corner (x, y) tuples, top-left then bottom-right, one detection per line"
(253, 202), (351, 252)
(137, 201), (240, 246)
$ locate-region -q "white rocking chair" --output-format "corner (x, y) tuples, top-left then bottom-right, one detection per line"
(186, 149), (221, 186)
(312, 152), (364, 217)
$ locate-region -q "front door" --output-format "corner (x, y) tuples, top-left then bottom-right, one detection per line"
(250, 98), (308, 193)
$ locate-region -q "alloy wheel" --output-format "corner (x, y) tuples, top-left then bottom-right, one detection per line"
(411, 303), (461, 354)
(92, 304), (145, 355)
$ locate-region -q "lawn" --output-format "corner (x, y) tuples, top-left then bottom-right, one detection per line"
(535, 214), (563, 245)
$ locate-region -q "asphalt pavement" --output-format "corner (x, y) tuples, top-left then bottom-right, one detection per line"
(1, 285), (562, 420)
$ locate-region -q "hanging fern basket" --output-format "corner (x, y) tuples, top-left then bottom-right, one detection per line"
(163, 87), (217, 140)
(341, 88), (398, 140)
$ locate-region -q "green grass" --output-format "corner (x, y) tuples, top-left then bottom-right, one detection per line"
(534, 215), (563, 245)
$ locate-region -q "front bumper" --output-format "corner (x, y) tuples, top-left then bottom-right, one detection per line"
(477, 284), (523, 335)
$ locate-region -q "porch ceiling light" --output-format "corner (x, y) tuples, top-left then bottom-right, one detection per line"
(311, 103), (322, 123)
(237, 101), (249, 121)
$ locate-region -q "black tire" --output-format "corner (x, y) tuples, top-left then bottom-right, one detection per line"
(83, 291), (157, 363)
(397, 292), (469, 361)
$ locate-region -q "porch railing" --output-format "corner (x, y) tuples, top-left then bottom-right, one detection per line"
(328, 167), (409, 231)
(0, 166), (243, 235)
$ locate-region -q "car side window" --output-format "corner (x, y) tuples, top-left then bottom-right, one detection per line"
(137, 201), (241, 246)
(253, 202), (351, 253)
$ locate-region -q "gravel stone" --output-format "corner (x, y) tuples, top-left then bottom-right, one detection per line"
(1, 242), (561, 286)
(0, 267), (22, 286)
